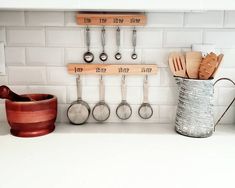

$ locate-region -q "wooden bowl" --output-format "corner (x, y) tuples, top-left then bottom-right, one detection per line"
(5, 94), (57, 137)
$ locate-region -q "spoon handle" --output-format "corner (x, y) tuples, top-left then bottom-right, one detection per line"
(0, 85), (32, 101)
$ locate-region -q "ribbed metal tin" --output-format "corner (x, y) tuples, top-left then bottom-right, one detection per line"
(175, 77), (214, 138)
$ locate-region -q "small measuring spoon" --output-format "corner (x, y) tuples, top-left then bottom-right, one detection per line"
(83, 27), (94, 63)
(115, 27), (121, 60)
(99, 27), (108, 62)
(131, 28), (137, 60)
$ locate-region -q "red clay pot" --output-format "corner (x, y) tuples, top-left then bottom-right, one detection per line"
(5, 94), (57, 137)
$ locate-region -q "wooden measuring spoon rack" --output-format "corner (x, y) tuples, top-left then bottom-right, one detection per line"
(76, 12), (146, 26)
(67, 64), (157, 75)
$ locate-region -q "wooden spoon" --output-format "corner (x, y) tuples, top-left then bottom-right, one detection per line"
(168, 52), (187, 78)
(211, 54), (224, 78)
(0, 85), (34, 102)
(186, 51), (202, 79)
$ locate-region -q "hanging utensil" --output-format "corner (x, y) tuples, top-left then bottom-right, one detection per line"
(116, 75), (132, 120)
(138, 75), (153, 119)
(131, 28), (137, 60)
(99, 27), (108, 62)
(83, 27), (94, 63)
(115, 27), (122, 60)
(168, 52), (187, 78)
(67, 75), (91, 125)
(92, 76), (110, 122)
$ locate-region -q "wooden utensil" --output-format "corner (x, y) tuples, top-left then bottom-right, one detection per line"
(211, 54), (224, 78)
(0, 85), (34, 101)
(185, 51), (202, 79)
(168, 52), (187, 78)
(199, 52), (218, 80)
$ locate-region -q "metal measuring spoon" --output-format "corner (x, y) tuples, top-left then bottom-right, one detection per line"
(83, 27), (94, 63)
(131, 28), (137, 60)
(99, 27), (108, 62)
(138, 75), (153, 119)
(116, 75), (132, 120)
(115, 27), (121, 60)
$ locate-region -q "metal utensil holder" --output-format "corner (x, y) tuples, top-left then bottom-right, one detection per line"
(175, 77), (235, 138)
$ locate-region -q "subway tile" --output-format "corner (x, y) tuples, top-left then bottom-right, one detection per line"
(224, 11), (235, 28)
(123, 28), (163, 48)
(218, 87), (235, 106)
(28, 86), (67, 104)
(142, 48), (180, 67)
(25, 11), (64, 26)
(5, 47), (25, 65)
(8, 66), (47, 85)
(0, 104), (7, 122)
(160, 68), (177, 86)
(65, 48), (85, 63)
(64, 12), (77, 26)
(47, 67), (75, 85)
(57, 104), (70, 123)
(159, 105), (177, 123)
(184, 11), (224, 28)
(7, 27), (45, 46)
(214, 106), (235, 124)
(147, 12), (184, 27)
(26, 47), (64, 66)
(164, 29), (203, 47)
(220, 49), (235, 68)
(7, 85), (28, 95)
(46, 27), (84, 47)
(204, 29), (235, 48)
(214, 68), (235, 86)
(0, 11), (24, 26)
(0, 27), (6, 43)
(0, 75), (8, 85)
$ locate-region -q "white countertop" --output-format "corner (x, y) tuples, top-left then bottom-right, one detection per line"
(0, 122), (235, 188)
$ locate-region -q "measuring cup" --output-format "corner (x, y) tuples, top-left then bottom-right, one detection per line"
(67, 75), (91, 125)
(175, 77), (235, 138)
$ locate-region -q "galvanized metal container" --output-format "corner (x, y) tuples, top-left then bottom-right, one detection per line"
(175, 77), (235, 138)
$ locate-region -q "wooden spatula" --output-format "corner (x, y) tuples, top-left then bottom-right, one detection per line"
(168, 52), (187, 78)
(199, 52), (218, 80)
(186, 51), (202, 79)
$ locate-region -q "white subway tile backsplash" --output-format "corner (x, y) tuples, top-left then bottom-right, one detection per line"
(224, 11), (235, 28)
(164, 29), (203, 47)
(204, 29), (235, 48)
(46, 27), (84, 47)
(0, 27), (6, 43)
(47, 67), (75, 85)
(8, 66), (47, 85)
(25, 11), (64, 26)
(0, 104), (7, 122)
(147, 12), (184, 27)
(0, 11), (24, 26)
(5, 47), (25, 65)
(7, 27), (45, 46)
(123, 28), (163, 48)
(214, 106), (235, 124)
(0, 10), (235, 124)
(26, 47), (64, 66)
(184, 11), (224, 28)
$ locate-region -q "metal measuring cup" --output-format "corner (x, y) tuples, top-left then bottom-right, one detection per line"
(138, 75), (153, 119)
(92, 76), (110, 122)
(83, 27), (94, 63)
(116, 75), (132, 120)
(99, 27), (108, 62)
(67, 75), (91, 125)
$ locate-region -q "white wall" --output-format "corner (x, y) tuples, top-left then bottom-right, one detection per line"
(0, 11), (235, 124)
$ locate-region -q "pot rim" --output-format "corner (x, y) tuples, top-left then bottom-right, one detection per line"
(5, 94), (57, 105)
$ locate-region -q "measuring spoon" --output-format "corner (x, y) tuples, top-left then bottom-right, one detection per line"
(115, 27), (121, 60)
(83, 27), (94, 63)
(131, 28), (137, 60)
(99, 27), (108, 62)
